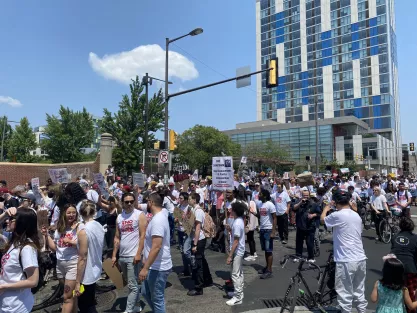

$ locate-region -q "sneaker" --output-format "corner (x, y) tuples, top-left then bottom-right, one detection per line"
(375, 237), (380, 241)
(260, 271), (273, 279)
(244, 255), (255, 261)
(308, 259), (316, 263)
(254, 252), (258, 258)
(257, 267), (267, 274)
(133, 306), (143, 313)
(281, 240), (287, 244)
(293, 258), (300, 263)
(226, 297), (243, 306)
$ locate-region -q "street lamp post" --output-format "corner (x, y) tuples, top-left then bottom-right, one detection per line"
(165, 28), (203, 181)
(0, 117), (19, 162)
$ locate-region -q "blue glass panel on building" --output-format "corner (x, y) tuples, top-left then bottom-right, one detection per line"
(323, 57), (332, 66)
(373, 95), (381, 105)
(278, 76), (286, 84)
(276, 11), (284, 20)
(373, 105), (381, 117)
(302, 88), (309, 96)
(374, 118), (382, 129)
(370, 46), (379, 55)
(354, 99), (362, 107)
(352, 51), (360, 59)
(278, 85), (285, 92)
(277, 101), (285, 109)
(352, 32), (359, 41)
(276, 19), (284, 28)
(278, 93), (285, 100)
(354, 108), (362, 118)
(277, 36), (284, 44)
(321, 31), (331, 40)
(276, 28), (284, 36)
(334, 110), (340, 117)
(352, 42), (359, 50)
(370, 27), (378, 36)
(369, 17), (378, 27)
(302, 97), (309, 104)
(301, 72), (308, 79)
(322, 39), (332, 49)
(370, 37), (378, 46)
(323, 48), (332, 57)
(351, 23), (359, 32)
(302, 80), (309, 88)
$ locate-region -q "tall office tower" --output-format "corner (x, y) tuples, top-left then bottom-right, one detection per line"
(255, 0), (401, 165)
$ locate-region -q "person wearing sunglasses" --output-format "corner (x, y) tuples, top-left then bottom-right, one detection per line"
(112, 193), (146, 313)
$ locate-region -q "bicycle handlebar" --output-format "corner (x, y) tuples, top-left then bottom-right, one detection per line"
(280, 254), (322, 281)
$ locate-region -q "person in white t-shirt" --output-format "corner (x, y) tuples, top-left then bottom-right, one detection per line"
(272, 184), (291, 244)
(139, 193), (172, 313)
(112, 193), (147, 313)
(321, 190), (367, 313)
(396, 182), (412, 217)
(0, 208), (40, 313)
(225, 201), (246, 306)
(187, 192), (213, 296)
(74, 200), (105, 313)
(41, 203), (84, 313)
(252, 189), (276, 279)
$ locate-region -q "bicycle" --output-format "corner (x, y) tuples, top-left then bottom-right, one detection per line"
(379, 212), (401, 244)
(280, 252), (336, 313)
(313, 229), (320, 257)
(357, 199), (372, 230)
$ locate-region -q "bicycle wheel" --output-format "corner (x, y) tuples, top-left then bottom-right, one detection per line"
(379, 220), (392, 244)
(363, 209), (373, 230)
(32, 270), (63, 311)
(280, 281), (298, 313)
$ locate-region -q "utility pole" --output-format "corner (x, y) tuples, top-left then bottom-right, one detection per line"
(315, 101), (319, 176)
(143, 73), (149, 170)
(0, 116), (7, 162)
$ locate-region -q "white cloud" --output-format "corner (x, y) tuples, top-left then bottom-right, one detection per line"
(0, 96), (22, 107)
(89, 44), (198, 84)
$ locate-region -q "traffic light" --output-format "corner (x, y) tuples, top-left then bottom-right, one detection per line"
(360, 155), (364, 161)
(154, 141), (160, 150)
(410, 142), (415, 152)
(153, 141), (166, 150)
(169, 130), (177, 151)
(266, 58), (278, 88)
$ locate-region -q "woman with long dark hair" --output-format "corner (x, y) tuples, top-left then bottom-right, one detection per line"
(0, 208), (41, 312)
(41, 203), (82, 313)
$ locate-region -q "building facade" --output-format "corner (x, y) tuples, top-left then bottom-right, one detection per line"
(256, 0), (401, 166)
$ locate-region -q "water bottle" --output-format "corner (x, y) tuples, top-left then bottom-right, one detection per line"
(190, 255), (196, 269)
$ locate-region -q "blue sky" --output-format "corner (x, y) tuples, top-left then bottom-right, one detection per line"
(0, 0), (415, 144)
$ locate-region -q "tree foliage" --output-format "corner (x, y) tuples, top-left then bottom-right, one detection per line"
(242, 139), (290, 162)
(42, 105), (94, 163)
(0, 117), (13, 161)
(101, 76), (165, 175)
(176, 125), (241, 174)
(7, 117), (37, 162)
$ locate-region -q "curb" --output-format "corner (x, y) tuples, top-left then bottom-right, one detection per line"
(240, 307), (375, 313)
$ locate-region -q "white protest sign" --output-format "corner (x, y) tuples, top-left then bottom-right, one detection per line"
(340, 168), (350, 174)
(381, 169), (387, 176)
(133, 173), (146, 188)
(31, 177), (43, 204)
(212, 156), (234, 191)
(191, 170), (199, 181)
(240, 156), (247, 164)
(48, 168), (69, 184)
(283, 172), (289, 179)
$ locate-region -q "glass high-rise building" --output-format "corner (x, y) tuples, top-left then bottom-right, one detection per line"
(256, 0), (401, 165)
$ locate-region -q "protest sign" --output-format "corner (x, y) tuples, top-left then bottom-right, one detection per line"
(31, 177), (43, 204)
(133, 173), (146, 188)
(48, 168), (69, 184)
(93, 173), (104, 183)
(240, 156), (247, 164)
(212, 156), (234, 191)
(340, 168), (350, 174)
(283, 172), (289, 179)
(297, 172), (314, 187)
(289, 171), (296, 178)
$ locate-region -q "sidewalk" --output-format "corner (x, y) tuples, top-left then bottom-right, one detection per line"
(240, 308), (375, 313)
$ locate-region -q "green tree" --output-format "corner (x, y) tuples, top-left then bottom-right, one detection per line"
(42, 105), (94, 163)
(0, 117), (13, 161)
(176, 125), (241, 175)
(101, 76), (165, 175)
(7, 117), (37, 162)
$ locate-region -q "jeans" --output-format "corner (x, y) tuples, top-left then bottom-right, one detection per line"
(277, 213), (289, 241)
(231, 255), (244, 300)
(372, 210), (385, 238)
(246, 230), (256, 256)
(193, 238), (213, 291)
(168, 213), (175, 243)
(335, 260), (367, 313)
(178, 230), (185, 251)
(295, 228), (315, 260)
(119, 257), (141, 312)
(142, 269), (171, 313)
(182, 234), (192, 275)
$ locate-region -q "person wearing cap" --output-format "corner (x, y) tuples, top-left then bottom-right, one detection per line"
(168, 182), (179, 201)
(252, 182), (261, 202)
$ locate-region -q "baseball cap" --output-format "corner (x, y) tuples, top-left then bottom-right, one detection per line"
(156, 182), (164, 188)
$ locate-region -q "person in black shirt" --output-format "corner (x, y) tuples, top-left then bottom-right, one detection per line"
(391, 217), (417, 313)
(293, 190), (321, 262)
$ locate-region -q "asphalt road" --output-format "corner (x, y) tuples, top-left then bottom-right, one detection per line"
(35, 207), (417, 313)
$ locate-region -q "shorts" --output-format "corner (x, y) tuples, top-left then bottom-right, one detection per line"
(259, 229), (273, 252)
(56, 258), (78, 281)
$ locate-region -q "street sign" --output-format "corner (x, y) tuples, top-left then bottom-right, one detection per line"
(236, 66), (251, 88)
(158, 150), (169, 164)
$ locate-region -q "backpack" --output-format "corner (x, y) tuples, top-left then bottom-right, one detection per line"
(397, 190), (409, 201)
(203, 213), (216, 238)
